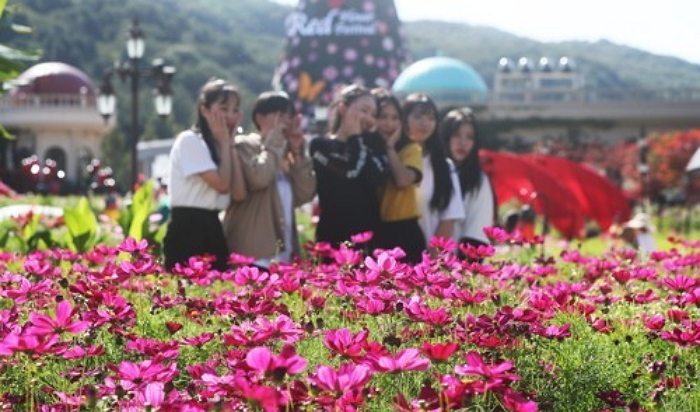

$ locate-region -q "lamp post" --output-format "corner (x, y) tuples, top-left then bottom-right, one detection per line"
(97, 19), (176, 191)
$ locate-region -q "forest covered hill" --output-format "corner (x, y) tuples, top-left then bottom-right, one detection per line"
(3, 0), (699, 185)
(6, 0), (700, 127)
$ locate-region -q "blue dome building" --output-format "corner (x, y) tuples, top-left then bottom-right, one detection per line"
(392, 56), (488, 108)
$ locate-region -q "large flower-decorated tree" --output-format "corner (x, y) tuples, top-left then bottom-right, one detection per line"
(273, 0), (408, 122)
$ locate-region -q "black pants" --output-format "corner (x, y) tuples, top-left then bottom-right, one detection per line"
(163, 207), (229, 272)
(374, 218), (426, 264)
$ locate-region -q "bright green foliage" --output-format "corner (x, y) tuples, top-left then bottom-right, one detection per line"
(62, 196), (98, 252)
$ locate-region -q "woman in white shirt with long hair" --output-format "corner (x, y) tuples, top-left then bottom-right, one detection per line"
(163, 78), (246, 271)
(440, 108), (496, 249)
(402, 93), (464, 252)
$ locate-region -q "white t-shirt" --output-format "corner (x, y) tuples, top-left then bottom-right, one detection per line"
(636, 232), (657, 255)
(254, 171), (294, 268)
(453, 172), (495, 245)
(168, 130), (229, 211)
(418, 157), (465, 244)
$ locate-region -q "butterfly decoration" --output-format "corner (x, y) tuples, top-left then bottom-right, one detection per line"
(298, 72), (327, 102)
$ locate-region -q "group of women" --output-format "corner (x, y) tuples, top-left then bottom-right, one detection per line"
(163, 78), (495, 271)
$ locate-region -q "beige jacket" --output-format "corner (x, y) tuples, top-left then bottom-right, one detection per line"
(223, 133), (316, 260)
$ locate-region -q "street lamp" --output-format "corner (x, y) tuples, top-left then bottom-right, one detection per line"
(97, 18), (176, 191)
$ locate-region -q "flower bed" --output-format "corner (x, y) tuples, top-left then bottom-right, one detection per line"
(0, 231), (699, 411)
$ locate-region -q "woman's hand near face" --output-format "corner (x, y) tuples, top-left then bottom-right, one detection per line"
(386, 124), (401, 148)
(286, 114), (305, 154)
(265, 112), (287, 149)
(202, 106), (232, 145)
(342, 103), (362, 136)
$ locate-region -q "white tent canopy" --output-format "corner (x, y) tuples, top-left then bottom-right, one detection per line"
(687, 147), (700, 172)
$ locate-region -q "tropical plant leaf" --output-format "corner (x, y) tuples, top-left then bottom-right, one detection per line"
(27, 229), (54, 251)
(63, 197), (98, 252)
(128, 180), (155, 240)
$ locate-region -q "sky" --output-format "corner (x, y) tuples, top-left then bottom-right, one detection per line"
(272, 0), (700, 65)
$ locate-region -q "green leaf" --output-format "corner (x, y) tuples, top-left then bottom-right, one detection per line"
(27, 230), (54, 251)
(63, 197), (98, 252)
(0, 123), (14, 140)
(0, 228), (9, 248)
(127, 180), (155, 240)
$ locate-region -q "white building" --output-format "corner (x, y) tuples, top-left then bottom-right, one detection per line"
(0, 61), (112, 190)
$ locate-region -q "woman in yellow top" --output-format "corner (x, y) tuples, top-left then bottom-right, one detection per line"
(371, 88), (425, 263)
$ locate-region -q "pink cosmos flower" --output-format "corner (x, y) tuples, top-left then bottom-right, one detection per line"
(642, 314), (666, 331)
(245, 344), (307, 379)
(681, 287), (700, 306)
(662, 274), (696, 292)
(333, 244), (363, 266)
(118, 237), (150, 255)
(500, 387), (539, 412)
(180, 332), (215, 347)
(250, 315), (305, 343)
(134, 382), (165, 410)
(62, 344), (105, 359)
(231, 266), (278, 288)
(530, 322), (572, 340)
(667, 308), (689, 323)
(455, 351), (521, 393)
(483, 226), (510, 243)
(323, 328), (369, 359)
(310, 363), (373, 393)
(109, 360), (178, 390)
(458, 243), (496, 260)
(233, 378), (288, 412)
(0, 331), (60, 357)
(2, 277), (56, 304)
(355, 297), (387, 315)
(27, 300), (90, 336)
(428, 236), (457, 252)
(404, 298), (453, 326)
(350, 231), (373, 244)
(227, 252), (256, 265)
(363, 348), (431, 373)
(659, 326), (700, 347)
(303, 241), (334, 257)
(364, 252), (402, 278)
(589, 317), (612, 333)
(420, 342), (459, 361)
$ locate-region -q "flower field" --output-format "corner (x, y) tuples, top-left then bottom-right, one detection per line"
(0, 212), (699, 410)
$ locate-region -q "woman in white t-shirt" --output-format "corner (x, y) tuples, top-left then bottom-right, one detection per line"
(440, 108), (496, 250)
(402, 94), (464, 252)
(163, 79), (246, 271)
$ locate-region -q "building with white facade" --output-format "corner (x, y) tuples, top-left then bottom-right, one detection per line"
(0, 62), (112, 191)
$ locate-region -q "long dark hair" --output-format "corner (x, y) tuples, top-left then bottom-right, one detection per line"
(371, 87), (410, 152)
(440, 108), (482, 195)
(329, 84), (373, 134)
(193, 78), (240, 165)
(402, 93), (452, 211)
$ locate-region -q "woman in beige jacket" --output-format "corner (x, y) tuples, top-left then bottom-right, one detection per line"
(223, 91), (316, 267)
